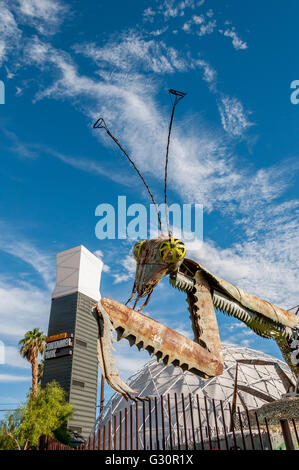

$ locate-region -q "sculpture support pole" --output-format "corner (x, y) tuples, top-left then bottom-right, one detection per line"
(100, 375), (105, 414)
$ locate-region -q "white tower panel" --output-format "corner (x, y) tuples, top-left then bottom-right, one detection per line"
(52, 245), (103, 300)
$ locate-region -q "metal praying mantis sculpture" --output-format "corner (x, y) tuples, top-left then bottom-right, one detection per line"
(92, 90), (299, 399)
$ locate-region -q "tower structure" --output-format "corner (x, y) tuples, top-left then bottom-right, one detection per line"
(42, 245), (103, 439)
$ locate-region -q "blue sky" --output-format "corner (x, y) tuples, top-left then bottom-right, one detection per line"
(0, 0), (298, 416)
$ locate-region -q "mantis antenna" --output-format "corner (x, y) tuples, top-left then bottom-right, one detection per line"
(93, 117), (163, 234)
(164, 89), (186, 237)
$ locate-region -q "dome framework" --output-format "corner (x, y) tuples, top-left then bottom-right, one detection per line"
(93, 344), (296, 449)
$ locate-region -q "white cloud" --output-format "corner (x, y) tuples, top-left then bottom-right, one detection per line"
(0, 2), (21, 66)
(0, 0), (67, 66)
(112, 254), (136, 285)
(0, 277), (50, 338)
(94, 249), (104, 258)
(0, 128), (38, 159)
(4, 346), (31, 369)
(94, 250), (110, 273)
(182, 12), (216, 36)
(0, 374), (31, 382)
(193, 14), (204, 25)
(149, 27), (169, 37)
(0, 228), (53, 339)
(158, 0), (197, 19)
(74, 33), (189, 74)
(182, 22), (191, 32)
(218, 95), (253, 136)
(0, 125), (135, 187)
(15, 0), (68, 35)
(197, 19), (216, 37)
(186, 228), (299, 309)
(0, 226), (55, 290)
(42, 147), (135, 187)
(195, 57), (217, 87)
(220, 27), (248, 50)
(143, 7), (156, 23)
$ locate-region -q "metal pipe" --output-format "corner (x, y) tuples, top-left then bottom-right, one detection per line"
(255, 412), (263, 449)
(155, 396), (159, 450)
(181, 393), (188, 449)
(125, 407), (128, 450)
(196, 394), (204, 450)
(161, 395), (166, 450)
(280, 419), (295, 450)
(264, 418), (272, 450)
(212, 399), (221, 449)
(143, 400), (146, 450)
(136, 401), (139, 450)
(149, 399), (153, 450)
(167, 394), (173, 450)
(204, 396), (212, 449)
(292, 418), (299, 447)
(237, 406), (246, 450)
(228, 402), (237, 449)
(174, 393), (181, 450)
(189, 393), (196, 450)
(220, 399), (229, 450)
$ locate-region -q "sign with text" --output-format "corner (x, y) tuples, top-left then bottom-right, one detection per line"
(45, 332), (74, 360)
(46, 332), (68, 343)
(45, 348), (73, 360)
(45, 338), (73, 351)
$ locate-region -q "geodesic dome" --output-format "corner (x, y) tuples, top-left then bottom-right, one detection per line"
(93, 344), (295, 449)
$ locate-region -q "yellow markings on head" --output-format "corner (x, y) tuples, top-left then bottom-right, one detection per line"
(133, 240), (145, 260)
(159, 238), (186, 263)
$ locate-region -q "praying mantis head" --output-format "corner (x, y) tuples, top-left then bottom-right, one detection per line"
(129, 237), (186, 309)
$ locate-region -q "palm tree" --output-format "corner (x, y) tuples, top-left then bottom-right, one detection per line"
(19, 328), (46, 396)
(38, 359), (44, 384)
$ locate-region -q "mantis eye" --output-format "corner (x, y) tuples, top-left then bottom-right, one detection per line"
(159, 238), (186, 263)
(133, 240), (145, 261)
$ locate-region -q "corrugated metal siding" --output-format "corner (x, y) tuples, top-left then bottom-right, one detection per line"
(41, 293), (78, 396)
(42, 291), (99, 440)
(47, 293), (77, 335)
(68, 292), (98, 439)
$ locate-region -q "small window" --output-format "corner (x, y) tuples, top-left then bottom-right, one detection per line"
(76, 339), (87, 348)
(72, 379), (85, 389)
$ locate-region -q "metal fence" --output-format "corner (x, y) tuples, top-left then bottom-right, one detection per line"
(39, 435), (74, 450)
(40, 394), (299, 451)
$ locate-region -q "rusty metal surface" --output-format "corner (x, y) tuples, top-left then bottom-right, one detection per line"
(101, 297), (223, 377)
(237, 384), (275, 403)
(187, 272), (223, 363)
(184, 258), (299, 328)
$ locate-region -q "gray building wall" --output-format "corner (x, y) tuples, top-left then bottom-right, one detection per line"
(42, 292), (99, 440)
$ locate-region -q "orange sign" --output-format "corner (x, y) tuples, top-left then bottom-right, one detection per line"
(46, 332), (67, 343)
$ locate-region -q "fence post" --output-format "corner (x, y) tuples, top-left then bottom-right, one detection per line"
(38, 435), (46, 450)
(280, 419), (295, 450)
